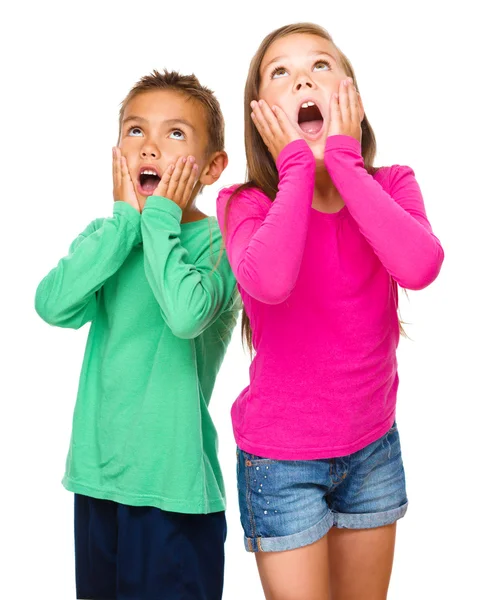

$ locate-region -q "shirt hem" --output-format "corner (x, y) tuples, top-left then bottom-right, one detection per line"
(62, 477), (226, 514)
(233, 413), (396, 460)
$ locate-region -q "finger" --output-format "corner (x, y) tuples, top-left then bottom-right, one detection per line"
(120, 155), (132, 185)
(357, 90), (365, 122)
(330, 92), (342, 131)
(271, 105), (300, 140)
(154, 163), (175, 197)
(172, 156), (195, 204)
(166, 156), (187, 199)
(112, 147), (121, 191)
(339, 79), (350, 121)
(121, 156), (137, 200)
(250, 101), (272, 146)
(182, 162), (199, 205)
(258, 99), (282, 138)
(348, 78), (360, 124)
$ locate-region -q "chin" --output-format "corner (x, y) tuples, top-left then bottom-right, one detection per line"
(137, 195), (148, 210)
(301, 138), (325, 162)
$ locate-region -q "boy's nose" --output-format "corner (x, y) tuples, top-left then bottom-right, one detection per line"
(140, 143), (161, 159)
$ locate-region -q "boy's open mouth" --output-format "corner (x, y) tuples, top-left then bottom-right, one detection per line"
(138, 167), (161, 195)
(297, 101), (324, 136)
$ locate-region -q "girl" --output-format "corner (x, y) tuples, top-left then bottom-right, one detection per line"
(217, 23), (444, 600)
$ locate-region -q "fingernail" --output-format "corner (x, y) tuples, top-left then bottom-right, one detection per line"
(259, 99), (264, 106)
(343, 79), (348, 87)
(188, 156), (195, 164)
(182, 157), (187, 163)
(250, 101), (257, 108)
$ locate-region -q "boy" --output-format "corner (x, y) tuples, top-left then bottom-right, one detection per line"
(35, 70), (238, 599)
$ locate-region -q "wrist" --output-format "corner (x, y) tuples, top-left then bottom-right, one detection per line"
(276, 139), (314, 171)
(144, 195), (183, 221)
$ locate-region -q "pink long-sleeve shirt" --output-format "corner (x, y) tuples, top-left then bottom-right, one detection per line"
(217, 135), (444, 459)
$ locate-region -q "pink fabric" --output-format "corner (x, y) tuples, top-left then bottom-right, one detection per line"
(217, 135), (444, 459)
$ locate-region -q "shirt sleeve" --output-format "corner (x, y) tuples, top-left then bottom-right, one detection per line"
(141, 195), (236, 340)
(324, 135), (444, 290)
(35, 202), (142, 329)
(216, 139), (316, 304)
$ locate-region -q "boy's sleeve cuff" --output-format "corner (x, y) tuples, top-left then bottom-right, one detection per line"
(113, 201), (142, 239)
(144, 196), (183, 221)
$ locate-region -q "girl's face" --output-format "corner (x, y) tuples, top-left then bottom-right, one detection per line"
(258, 33), (349, 157)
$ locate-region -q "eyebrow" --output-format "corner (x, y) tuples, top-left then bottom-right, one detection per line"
(262, 50), (337, 73)
(122, 115), (148, 125)
(164, 118), (196, 132)
(122, 115), (196, 132)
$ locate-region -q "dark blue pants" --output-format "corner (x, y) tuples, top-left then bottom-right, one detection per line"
(74, 494), (226, 600)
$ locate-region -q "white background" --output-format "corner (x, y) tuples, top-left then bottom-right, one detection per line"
(1, 0), (485, 598)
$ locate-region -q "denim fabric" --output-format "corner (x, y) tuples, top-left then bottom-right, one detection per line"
(237, 423), (407, 552)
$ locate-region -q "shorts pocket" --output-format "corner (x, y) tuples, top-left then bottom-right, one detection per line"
(241, 450), (276, 467)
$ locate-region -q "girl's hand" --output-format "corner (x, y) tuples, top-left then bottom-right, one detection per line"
(112, 147), (140, 212)
(327, 78), (363, 142)
(251, 99), (302, 161)
(154, 155), (199, 210)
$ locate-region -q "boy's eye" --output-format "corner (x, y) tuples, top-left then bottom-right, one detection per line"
(270, 66), (288, 79)
(128, 127), (143, 137)
(169, 129), (185, 140)
(313, 60), (331, 72)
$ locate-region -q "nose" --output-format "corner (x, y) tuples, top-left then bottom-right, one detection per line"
(293, 73), (316, 92)
(140, 139), (161, 160)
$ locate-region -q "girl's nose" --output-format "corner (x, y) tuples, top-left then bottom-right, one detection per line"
(294, 75), (315, 92)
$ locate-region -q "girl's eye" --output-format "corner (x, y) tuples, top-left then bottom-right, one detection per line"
(270, 66), (288, 79)
(169, 129), (185, 140)
(314, 60), (331, 72)
(128, 127), (143, 137)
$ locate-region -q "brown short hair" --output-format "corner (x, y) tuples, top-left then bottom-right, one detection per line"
(119, 69), (225, 156)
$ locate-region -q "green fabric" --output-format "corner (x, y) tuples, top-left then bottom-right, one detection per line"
(36, 196), (239, 513)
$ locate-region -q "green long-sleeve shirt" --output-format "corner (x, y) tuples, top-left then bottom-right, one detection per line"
(35, 196), (239, 513)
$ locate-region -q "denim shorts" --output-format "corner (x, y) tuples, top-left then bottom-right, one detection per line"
(236, 423), (408, 552)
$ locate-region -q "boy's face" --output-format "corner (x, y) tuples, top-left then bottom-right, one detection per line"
(119, 90), (211, 208)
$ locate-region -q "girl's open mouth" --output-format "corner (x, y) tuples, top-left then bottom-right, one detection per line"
(297, 101), (324, 137)
(138, 167), (161, 195)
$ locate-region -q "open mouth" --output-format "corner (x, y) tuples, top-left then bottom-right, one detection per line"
(297, 101), (324, 136)
(138, 167), (161, 195)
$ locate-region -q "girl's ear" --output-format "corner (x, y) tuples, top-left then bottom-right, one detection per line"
(199, 151), (228, 186)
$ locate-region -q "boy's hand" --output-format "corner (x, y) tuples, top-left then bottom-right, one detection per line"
(251, 99), (302, 162)
(112, 147), (140, 212)
(154, 156), (199, 210)
(327, 78), (363, 142)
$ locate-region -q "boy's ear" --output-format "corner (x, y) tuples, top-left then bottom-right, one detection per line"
(199, 151), (228, 186)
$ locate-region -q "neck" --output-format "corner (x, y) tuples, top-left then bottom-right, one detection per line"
(181, 202), (207, 223)
(312, 161), (345, 213)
